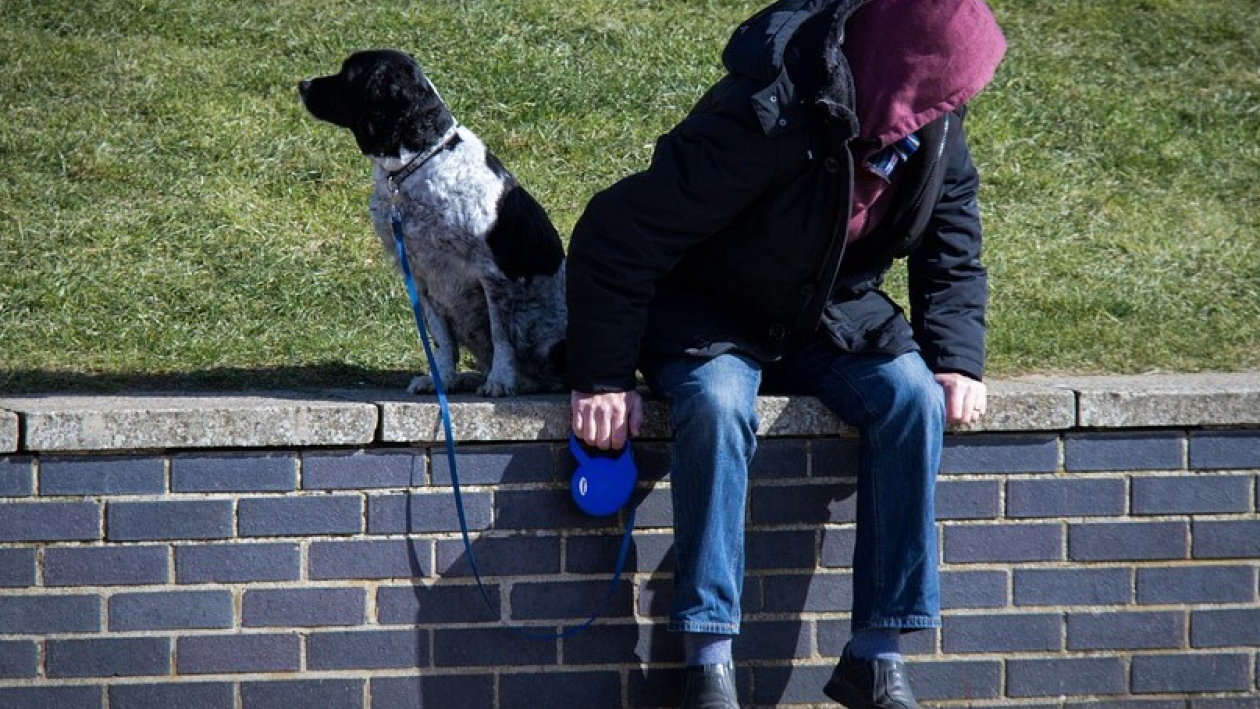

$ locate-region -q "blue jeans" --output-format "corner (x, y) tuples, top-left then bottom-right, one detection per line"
(641, 340), (944, 635)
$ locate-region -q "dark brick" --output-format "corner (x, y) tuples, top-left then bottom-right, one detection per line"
(1065, 432), (1184, 471)
(494, 489), (601, 531)
(238, 495), (362, 537)
(753, 665), (839, 707)
(40, 455), (165, 495)
(1192, 699), (1260, 709)
(0, 548), (36, 587)
(736, 620), (812, 660)
(810, 437), (861, 478)
(241, 680), (362, 709)
(817, 621), (936, 658)
(510, 579), (634, 620)
(935, 479), (1000, 520)
(747, 529), (817, 570)
(1131, 653), (1250, 693)
(1137, 566), (1255, 604)
(108, 683), (233, 709)
(1069, 521), (1187, 561)
(433, 443), (556, 485)
(177, 633), (300, 674)
(307, 629), (428, 670)
(1067, 611), (1183, 650)
(0, 501), (100, 541)
(441, 534), (559, 576)
(172, 452), (295, 492)
(1190, 431), (1260, 470)
(1132, 475), (1252, 515)
(368, 491), (492, 534)
(44, 545), (168, 586)
(0, 595), (100, 633)
(944, 523), (1062, 563)
(434, 627), (556, 667)
(941, 434), (1059, 474)
(108, 500), (231, 541)
(905, 660), (1002, 701)
(1007, 656), (1126, 697)
(109, 590), (233, 631)
(566, 531), (665, 575)
(46, 637), (169, 678)
(0, 457), (33, 496)
(1191, 609), (1260, 647)
(1193, 520), (1260, 559)
(0, 686), (101, 709)
(1014, 567), (1132, 606)
(762, 572), (852, 613)
(302, 449), (421, 489)
(563, 623), (666, 665)
(243, 587), (364, 627)
(749, 439), (809, 479)
(310, 539), (431, 580)
(1006, 477), (1126, 518)
(377, 584), (500, 625)
(371, 675), (494, 709)
(942, 613), (1061, 653)
(0, 640), (36, 679)
(500, 670), (620, 709)
(176, 542), (300, 583)
(632, 485), (673, 528)
(941, 570), (1007, 609)
(752, 481), (853, 525)
(820, 527), (856, 568)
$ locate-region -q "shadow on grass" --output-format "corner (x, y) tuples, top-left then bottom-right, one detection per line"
(0, 363), (415, 395)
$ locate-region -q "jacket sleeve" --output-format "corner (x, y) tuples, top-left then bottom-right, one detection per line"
(907, 111), (988, 381)
(566, 95), (800, 392)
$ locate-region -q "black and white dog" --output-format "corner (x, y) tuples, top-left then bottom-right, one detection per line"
(299, 49), (567, 396)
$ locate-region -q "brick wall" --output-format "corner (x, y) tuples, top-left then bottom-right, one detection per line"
(1, 374), (1258, 708)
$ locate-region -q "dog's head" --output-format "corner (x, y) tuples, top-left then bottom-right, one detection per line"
(299, 49), (454, 159)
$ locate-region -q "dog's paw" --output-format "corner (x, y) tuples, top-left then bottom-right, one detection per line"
(406, 375), (437, 395)
(477, 375), (518, 398)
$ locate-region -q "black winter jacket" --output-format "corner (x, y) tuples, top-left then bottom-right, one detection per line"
(566, 0), (988, 392)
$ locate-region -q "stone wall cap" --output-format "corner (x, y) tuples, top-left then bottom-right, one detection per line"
(0, 409), (16, 453)
(1, 374), (1256, 452)
(1022, 372), (1260, 428)
(0, 392), (379, 452)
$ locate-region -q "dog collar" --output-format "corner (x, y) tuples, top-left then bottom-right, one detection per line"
(386, 122), (461, 195)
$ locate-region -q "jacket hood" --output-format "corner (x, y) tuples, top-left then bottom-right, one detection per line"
(845, 0), (1007, 147)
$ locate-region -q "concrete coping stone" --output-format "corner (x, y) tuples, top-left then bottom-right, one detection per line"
(0, 409), (16, 454)
(0, 392), (379, 453)
(0, 373), (1257, 452)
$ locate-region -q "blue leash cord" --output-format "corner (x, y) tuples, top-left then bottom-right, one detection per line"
(390, 204), (635, 640)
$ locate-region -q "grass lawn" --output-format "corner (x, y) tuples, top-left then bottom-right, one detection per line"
(1, 0), (1257, 393)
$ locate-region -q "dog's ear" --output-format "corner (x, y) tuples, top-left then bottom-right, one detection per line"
(356, 55), (452, 157)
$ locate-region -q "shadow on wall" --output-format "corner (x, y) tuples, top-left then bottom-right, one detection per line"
(390, 438), (860, 709)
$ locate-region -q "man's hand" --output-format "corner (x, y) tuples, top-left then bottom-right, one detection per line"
(571, 390), (644, 451)
(934, 372), (987, 425)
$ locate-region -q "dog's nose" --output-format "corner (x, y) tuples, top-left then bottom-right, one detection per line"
(298, 79), (312, 97)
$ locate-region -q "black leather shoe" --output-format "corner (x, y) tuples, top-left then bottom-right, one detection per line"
(682, 662), (740, 709)
(823, 646), (921, 709)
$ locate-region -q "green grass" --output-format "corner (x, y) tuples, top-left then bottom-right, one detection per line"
(1, 0), (1257, 392)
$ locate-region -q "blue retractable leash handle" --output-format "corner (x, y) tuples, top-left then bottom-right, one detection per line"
(391, 207), (636, 640)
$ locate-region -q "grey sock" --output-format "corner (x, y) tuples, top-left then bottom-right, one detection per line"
(683, 632), (733, 667)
